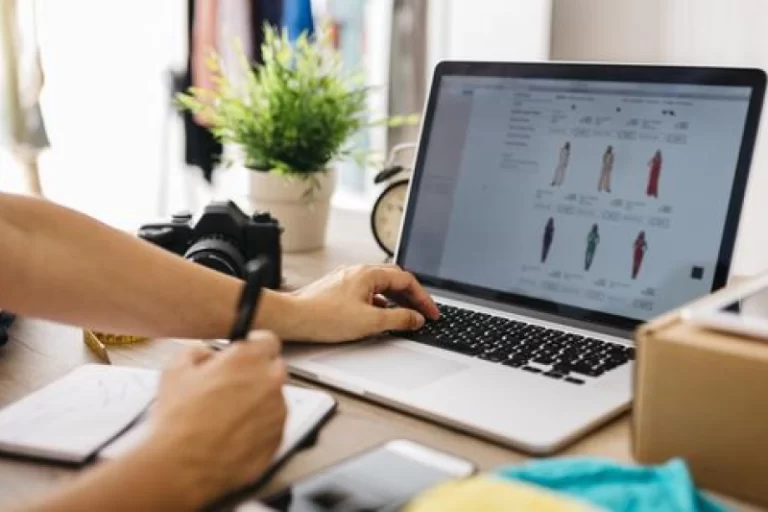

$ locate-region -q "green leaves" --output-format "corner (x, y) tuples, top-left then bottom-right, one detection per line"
(176, 24), (414, 177)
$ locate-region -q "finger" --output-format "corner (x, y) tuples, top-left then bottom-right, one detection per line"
(376, 292), (428, 315)
(368, 263), (402, 271)
(246, 330), (282, 359)
(187, 347), (216, 365)
(218, 331), (282, 368)
(268, 357), (288, 387)
(372, 294), (394, 308)
(381, 290), (418, 309)
(375, 306), (425, 332)
(368, 268), (437, 316)
(168, 346), (215, 371)
(366, 268), (440, 320)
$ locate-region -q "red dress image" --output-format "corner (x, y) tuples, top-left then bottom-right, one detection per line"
(632, 231), (648, 279)
(646, 150), (662, 198)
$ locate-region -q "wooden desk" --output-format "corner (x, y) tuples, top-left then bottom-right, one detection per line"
(0, 208), (760, 510)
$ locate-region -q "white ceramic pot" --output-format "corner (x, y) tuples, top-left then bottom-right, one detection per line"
(246, 168), (336, 253)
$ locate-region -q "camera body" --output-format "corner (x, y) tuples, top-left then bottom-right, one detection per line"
(138, 201), (282, 288)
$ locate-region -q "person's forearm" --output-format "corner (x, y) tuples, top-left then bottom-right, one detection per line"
(0, 193), (297, 339)
(19, 440), (208, 511)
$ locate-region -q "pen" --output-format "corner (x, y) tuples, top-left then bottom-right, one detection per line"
(83, 329), (112, 364)
(228, 257), (270, 342)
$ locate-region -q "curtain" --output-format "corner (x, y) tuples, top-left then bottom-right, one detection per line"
(387, 0), (428, 154)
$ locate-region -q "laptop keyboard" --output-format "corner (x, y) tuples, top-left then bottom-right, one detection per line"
(394, 303), (634, 385)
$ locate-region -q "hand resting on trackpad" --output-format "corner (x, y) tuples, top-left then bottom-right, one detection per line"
(311, 344), (468, 390)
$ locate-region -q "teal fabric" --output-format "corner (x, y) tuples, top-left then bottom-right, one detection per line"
(495, 458), (728, 512)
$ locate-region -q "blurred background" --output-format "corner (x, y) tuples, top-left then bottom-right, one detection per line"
(2, 0), (768, 274)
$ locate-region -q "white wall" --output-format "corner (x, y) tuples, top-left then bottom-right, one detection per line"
(427, 0), (552, 81)
(33, 0), (192, 229)
(551, 0), (669, 63)
(551, 0), (768, 277)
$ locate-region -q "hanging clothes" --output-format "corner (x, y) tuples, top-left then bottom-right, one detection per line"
(178, 0), (283, 183)
(283, 0), (314, 41)
(388, 0), (428, 152)
(0, 0), (47, 196)
(0, 0), (48, 151)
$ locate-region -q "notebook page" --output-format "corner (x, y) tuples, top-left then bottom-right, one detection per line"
(99, 384), (335, 462)
(0, 365), (158, 463)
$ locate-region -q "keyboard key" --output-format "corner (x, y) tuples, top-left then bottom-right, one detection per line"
(478, 351), (507, 363)
(551, 363), (574, 374)
(396, 303), (632, 381)
(565, 377), (585, 385)
(570, 363), (595, 376)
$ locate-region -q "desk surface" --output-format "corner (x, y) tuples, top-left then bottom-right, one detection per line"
(0, 208), (760, 510)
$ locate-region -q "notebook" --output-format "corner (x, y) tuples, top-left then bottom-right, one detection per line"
(0, 364), (336, 466)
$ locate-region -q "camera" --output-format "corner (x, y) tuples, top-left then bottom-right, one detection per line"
(138, 201), (282, 288)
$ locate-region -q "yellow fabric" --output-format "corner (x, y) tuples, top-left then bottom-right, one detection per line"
(405, 476), (597, 512)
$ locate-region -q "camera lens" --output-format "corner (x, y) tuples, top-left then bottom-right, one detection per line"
(184, 236), (246, 278)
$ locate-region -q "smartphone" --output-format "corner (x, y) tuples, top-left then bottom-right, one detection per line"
(683, 272), (768, 340)
(259, 440), (475, 511)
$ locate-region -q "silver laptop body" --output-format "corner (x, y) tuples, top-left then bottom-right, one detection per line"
(286, 61), (765, 453)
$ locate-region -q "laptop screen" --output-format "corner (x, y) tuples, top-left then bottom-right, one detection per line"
(399, 71), (758, 326)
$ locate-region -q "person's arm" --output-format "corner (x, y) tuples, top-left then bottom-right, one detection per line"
(23, 438), (204, 511)
(0, 193), (438, 341)
(20, 334), (288, 511)
(0, 193), (288, 339)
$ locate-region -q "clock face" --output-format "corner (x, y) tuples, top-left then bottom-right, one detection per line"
(372, 180), (409, 255)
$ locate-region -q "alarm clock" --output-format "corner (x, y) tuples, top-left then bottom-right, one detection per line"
(370, 143), (416, 257)
(371, 173), (409, 256)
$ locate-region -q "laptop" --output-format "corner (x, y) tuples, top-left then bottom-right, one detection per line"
(286, 62), (766, 453)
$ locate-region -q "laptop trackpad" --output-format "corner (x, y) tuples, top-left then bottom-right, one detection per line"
(312, 344), (468, 390)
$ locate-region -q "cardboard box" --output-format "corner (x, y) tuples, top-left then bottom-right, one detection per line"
(634, 284), (768, 507)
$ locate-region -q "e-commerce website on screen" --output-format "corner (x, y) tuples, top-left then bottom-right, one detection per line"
(403, 76), (751, 320)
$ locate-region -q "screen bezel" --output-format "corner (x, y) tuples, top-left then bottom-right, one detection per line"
(395, 61), (766, 332)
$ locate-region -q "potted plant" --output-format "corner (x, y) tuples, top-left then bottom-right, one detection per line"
(177, 25), (415, 252)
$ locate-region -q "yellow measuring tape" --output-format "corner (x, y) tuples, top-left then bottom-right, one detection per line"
(83, 329), (148, 364)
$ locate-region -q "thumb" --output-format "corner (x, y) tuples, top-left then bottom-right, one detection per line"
(377, 307), (426, 332)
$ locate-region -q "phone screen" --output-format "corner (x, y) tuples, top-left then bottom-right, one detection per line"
(708, 285), (768, 320)
(261, 442), (472, 511)
(687, 281), (768, 340)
